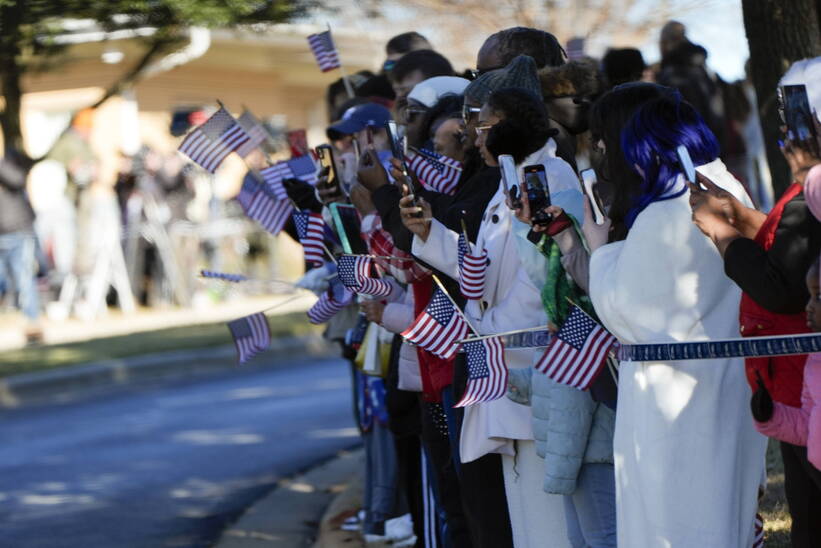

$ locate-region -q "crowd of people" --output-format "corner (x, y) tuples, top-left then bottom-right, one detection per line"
(277, 23), (821, 548)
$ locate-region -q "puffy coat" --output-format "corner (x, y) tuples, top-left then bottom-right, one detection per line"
(507, 367), (614, 494)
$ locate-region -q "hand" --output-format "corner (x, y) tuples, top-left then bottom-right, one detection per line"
(531, 206), (572, 236)
(399, 184), (432, 241)
(357, 149), (389, 192)
(507, 183), (531, 224)
(689, 172), (763, 238)
(295, 263), (332, 295)
(360, 300), (385, 323)
(349, 183), (375, 216)
(316, 168), (344, 206)
(581, 197), (611, 251)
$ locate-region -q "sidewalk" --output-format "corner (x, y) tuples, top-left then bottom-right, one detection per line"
(215, 448), (364, 548)
(0, 292), (316, 352)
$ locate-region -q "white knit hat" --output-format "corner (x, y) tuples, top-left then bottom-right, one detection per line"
(407, 76), (470, 108)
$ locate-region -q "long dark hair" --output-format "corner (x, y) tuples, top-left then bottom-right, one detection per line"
(588, 82), (671, 239)
(485, 87), (555, 164)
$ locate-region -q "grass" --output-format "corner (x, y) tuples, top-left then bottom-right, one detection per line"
(761, 438), (791, 547)
(0, 311), (318, 378)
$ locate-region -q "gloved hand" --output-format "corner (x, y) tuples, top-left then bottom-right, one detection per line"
(750, 373), (774, 422)
(283, 177), (323, 213)
(295, 263), (333, 295)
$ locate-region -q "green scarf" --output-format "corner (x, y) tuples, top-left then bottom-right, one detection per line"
(533, 216), (596, 326)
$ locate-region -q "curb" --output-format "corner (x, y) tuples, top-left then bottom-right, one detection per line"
(215, 447), (363, 548)
(0, 334), (334, 407)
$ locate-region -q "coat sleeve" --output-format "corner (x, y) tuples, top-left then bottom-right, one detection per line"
(542, 380), (596, 494)
(758, 399), (810, 446)
(724, 198), (821, 314)
(381, 302), (415, 334)
(411, 219), (460, 281)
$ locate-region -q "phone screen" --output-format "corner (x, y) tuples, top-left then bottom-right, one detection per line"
(580, 168), (606, 225)
(330, 203), (368, 255)
(676, 145), (696, 184)
(316, 145), (339, 191)
(523, 165), (551, 225)
(782, 85), (818, 144)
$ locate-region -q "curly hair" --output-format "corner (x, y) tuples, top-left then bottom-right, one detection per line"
(485, 87), (555, 164)
(420, 94), (463, 139)
(494, 27), (566, 69)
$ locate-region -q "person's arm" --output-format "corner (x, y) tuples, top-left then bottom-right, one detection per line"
(758, 399), (810, 446)
(724, 199), (821, 314)
(553, 228), (590, 293)
(0, 156), (29, 190)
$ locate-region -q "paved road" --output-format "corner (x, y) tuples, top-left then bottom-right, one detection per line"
(0, 355), (357, 548)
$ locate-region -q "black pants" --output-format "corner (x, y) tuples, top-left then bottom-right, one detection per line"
(449, 357), (515, 548)
(781, 441), (821, 548)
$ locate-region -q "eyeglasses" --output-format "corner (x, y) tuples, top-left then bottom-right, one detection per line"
(462, 104), (481, 124)
(475, 124), (495, 137)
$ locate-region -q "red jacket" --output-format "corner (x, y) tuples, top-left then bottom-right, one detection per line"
(740, 183), (809, 407)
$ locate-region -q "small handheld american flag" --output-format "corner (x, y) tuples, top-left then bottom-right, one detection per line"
(261, 156), (317, 197)
(407, 148), (462, 195)
(337, 255), (392, 297)
(402, 289), (470, 359)
(235, 110), (268, 157)
(227, 312), (271, 364)
(535, 305), (617, 390)
(293, 211), (327, 267)
(178, 106), (251, 173)
(454, 336), (508, 407)
(457, 233), (488, 300)
(237, 176), (293, 236)
(307, 30), (341, 72)
(307, 278), (353, 324)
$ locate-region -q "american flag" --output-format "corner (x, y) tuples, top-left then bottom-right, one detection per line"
(179, 106), (251, 173)
(235, 110), (268, 157)
(307, 30), (341, 72)
(407, 148), (462, 195)
(293, 211), (326, 266)
(261, 156), (317, 198)
(237, 176), (293, 236)
(227, 312), (271, 364)
(535, 306), (617, 390)
(337, 255), (392, 297)
(402, 289), (470, 359)
(455, 336), (508, 407)
(200, 270), (247, 283)
(457, 233), (488, 300)
(753, 514), (764, 548)
(307, 278), (353, 324)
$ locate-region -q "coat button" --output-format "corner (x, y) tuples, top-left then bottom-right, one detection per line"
(486, 257), (491, 265)
(740, 325), (745, 333)
(481, 301), (489, 309)
(491, 214), (499, 223)
(757, 324), (763, 329)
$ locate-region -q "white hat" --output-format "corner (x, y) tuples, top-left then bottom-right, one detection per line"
(407, 76), (471, 108)
(779, 56), (821, 115)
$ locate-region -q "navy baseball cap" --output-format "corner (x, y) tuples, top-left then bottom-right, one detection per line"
(327, 103), (392, 140)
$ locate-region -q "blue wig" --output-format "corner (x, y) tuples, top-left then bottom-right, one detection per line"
(619, 92), (720, 227)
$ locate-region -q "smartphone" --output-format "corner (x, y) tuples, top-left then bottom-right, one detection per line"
(781, 84), (819, 149)
(676, 145), (697, 185)
(315, 144), (342, 195)
(499, 154), (522, 209)
(523, 164), (552, 225)
(580, 168), (606, 225)
(386, 120), (409, 176)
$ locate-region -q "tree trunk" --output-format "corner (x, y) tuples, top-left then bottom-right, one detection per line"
(742, 0), (821, 199)
(0, 2), (25, 152)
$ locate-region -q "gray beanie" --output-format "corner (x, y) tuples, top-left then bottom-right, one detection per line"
(464, 55), (541, 105)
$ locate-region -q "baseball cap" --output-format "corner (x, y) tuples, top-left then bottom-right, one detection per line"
(327, 103), (392, 140)
(408, 76), (471, 108)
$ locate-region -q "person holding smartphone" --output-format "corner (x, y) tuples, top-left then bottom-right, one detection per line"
(590, 90), (765, 548)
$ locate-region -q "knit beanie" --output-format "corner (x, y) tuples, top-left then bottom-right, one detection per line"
(464, 55), (540, 105)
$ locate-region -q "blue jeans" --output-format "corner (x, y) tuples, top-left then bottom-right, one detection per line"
(0, 231), (40, 321)
(563, 463), (617, 548)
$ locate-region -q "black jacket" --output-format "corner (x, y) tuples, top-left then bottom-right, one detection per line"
(0, 155), (35, 235)
(724, 192), (821, 314)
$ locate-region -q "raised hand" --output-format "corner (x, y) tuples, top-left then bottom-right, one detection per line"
(399, 184), (432, 241)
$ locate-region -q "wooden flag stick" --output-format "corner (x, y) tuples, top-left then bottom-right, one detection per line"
(431, 274), (478, 335)
(327, 23), (355, 99)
